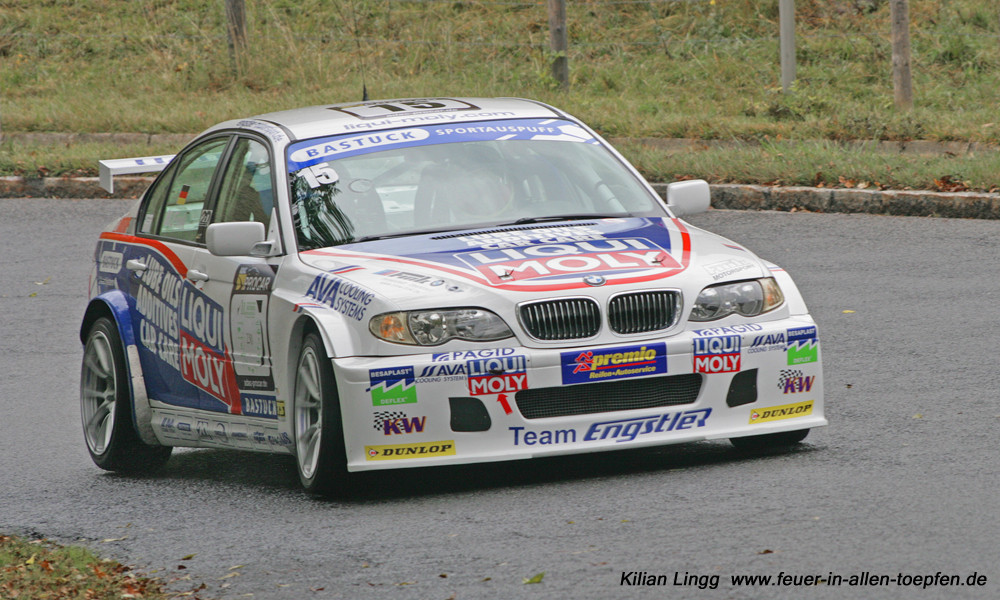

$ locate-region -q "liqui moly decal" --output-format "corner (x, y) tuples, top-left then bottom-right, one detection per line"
(304, 218), (693, 292)
(693, 335), (741, 374)
(467, 355), (528, 395)
(458, 238), (680, 284)
(180, 285), (225, 355)
(179, 330), (241, 413)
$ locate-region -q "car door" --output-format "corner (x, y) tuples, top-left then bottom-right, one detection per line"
(186, 135), (284, 422)
(124, 135), (232, 412)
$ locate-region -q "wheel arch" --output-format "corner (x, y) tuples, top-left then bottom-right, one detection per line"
(80, 292), (160, 446)
(80, 291), (135, 347)
(284, 312), (330, 391)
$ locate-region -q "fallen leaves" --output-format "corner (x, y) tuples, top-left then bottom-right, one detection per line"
(523, 572), (545, 584)
(932, 175), (969, 192)
(0, 535), (168, 600)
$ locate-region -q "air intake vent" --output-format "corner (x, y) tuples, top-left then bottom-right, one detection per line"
(608, 291), (681, 334)
(515, 373), (703, 419)
(519, 298), (601, 340)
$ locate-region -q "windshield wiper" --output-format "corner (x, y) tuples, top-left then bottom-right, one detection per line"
(509, 214), (623, 225)
(350, 227), (474, 244)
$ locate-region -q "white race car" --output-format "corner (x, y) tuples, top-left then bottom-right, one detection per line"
(81, 97), (825, 496)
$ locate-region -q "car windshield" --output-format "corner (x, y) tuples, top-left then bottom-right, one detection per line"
(286, 118), (666, 250)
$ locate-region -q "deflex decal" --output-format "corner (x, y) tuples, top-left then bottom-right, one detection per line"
(787, 326), (819, 365)
(457, 238), (680, 284)
(369, 367), (417, 406)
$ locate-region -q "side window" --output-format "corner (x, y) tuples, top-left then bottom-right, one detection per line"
(214, 138), (273, 230)
(142, 137), (230, 242)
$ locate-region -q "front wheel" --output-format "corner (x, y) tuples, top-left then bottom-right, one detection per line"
(293, 332), (350, 497)
(80, 317), (172, 472)
(730, 428), (810, 451)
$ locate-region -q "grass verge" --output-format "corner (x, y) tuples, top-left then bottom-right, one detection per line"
(2, 0), (1000, 189)
(0, 533), (172, 600)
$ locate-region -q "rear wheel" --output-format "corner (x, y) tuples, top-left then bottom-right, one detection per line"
(730, 428), (810, 451)
(293, 332), (350, 497)
(80, 317), (172, 472)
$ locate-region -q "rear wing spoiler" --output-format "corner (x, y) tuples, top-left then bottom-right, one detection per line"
(98, 155), (175, 193)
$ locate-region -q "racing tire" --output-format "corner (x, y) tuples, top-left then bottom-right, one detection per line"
(293, 332), (351, 497)
(730, 428), (810, 451)
(80, 317), (172, 472)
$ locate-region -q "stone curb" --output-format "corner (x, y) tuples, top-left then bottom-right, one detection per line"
(3, 176), (999, 220)
(0, 176), (154, 200)
(686, 184), (1000, 220)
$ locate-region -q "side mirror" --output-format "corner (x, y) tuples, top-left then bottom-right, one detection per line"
(665, 179), (711, 216)
(206, 222), (266, 256)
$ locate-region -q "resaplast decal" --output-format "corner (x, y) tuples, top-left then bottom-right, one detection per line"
(561, 343), (667, 385)
(368, 367), (418, 406)
(787, 326), (819, 365)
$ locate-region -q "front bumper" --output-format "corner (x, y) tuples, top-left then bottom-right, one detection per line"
(332, 316), (826, 471)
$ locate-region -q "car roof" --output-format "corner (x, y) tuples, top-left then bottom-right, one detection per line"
(212, 97), (571, 142)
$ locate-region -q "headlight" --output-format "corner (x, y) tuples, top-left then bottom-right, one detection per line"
(689, 278), (784, 321)
(369, 308), (514, 345)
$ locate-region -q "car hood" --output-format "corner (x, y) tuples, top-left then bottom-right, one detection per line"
(298, 217), (769, 302)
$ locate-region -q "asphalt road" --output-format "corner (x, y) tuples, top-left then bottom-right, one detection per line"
(2, 198), (998, 599)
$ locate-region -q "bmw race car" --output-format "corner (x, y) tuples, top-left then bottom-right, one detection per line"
(81, 97), (825, 496)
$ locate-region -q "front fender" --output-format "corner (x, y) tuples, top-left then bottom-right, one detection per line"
(80, 292), (159, 446)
